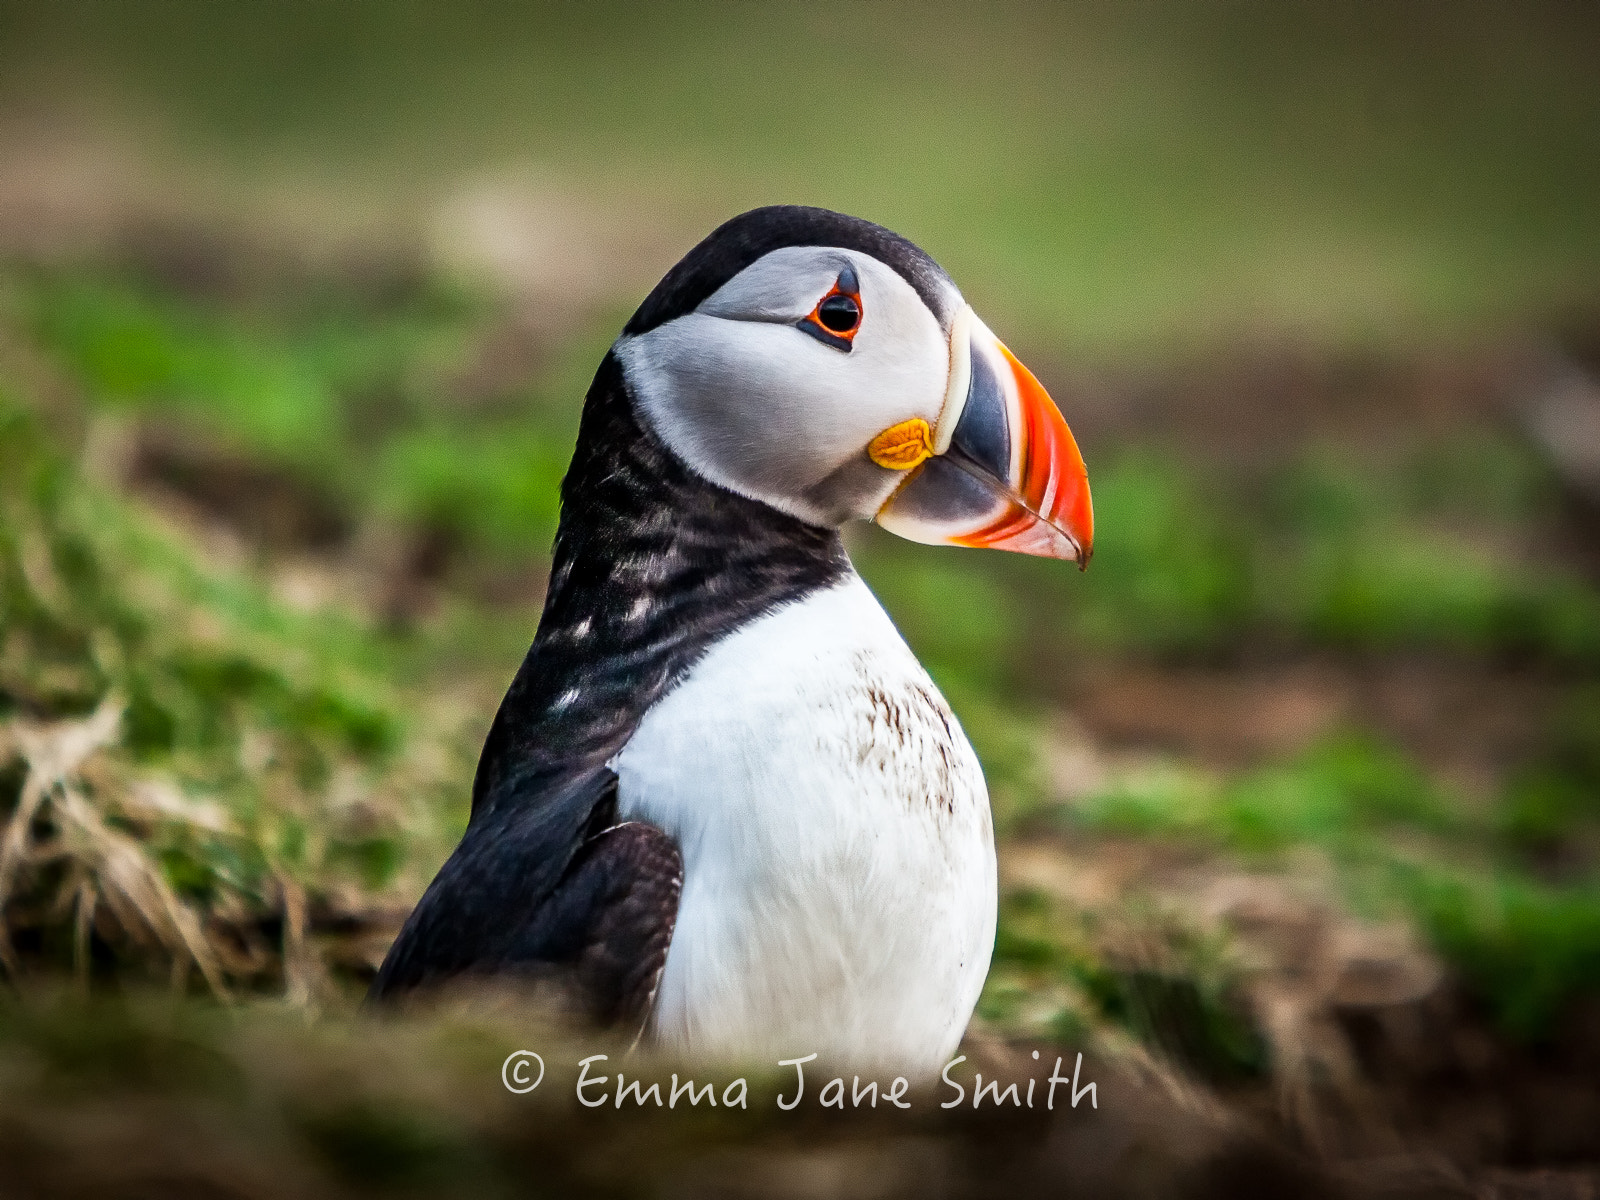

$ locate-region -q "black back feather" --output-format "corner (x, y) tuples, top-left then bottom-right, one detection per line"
(370, 349), (849, 1005)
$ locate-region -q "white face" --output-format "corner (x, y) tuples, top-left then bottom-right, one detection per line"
(615, 246), (962, 526)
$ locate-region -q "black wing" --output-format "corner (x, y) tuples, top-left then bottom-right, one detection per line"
(369, 767), (682, 1030)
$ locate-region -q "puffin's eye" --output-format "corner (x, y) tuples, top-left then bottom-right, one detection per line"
(817, 294), (861, 332)
(798, 269), (863, 350)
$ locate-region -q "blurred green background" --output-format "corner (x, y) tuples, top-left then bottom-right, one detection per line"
(2, 2), (1599, 1194)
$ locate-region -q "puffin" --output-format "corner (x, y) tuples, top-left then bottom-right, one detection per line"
(371, 206), (1093, 1078)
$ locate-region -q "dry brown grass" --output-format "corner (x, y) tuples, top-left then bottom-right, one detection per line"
(1, 699), (229, 995)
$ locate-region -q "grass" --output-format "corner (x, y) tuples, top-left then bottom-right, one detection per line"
(0, 385), (473, 993)
(982, 883), (1269, 1082)
(1062, 731), (1600, 1039)
(14, 269), (580, 562)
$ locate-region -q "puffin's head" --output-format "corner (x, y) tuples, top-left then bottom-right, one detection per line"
(614, 206), (1093, 565)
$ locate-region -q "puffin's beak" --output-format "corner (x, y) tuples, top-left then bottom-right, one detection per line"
(873, 307), (1094, 566)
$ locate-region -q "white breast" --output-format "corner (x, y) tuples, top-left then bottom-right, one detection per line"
(612, 574), (995, 1079)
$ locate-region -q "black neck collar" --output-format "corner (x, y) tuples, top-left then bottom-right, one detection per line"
(471, 351), (850, 816)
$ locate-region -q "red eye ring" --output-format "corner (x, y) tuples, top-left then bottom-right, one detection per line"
(798, 268), (862, 350)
